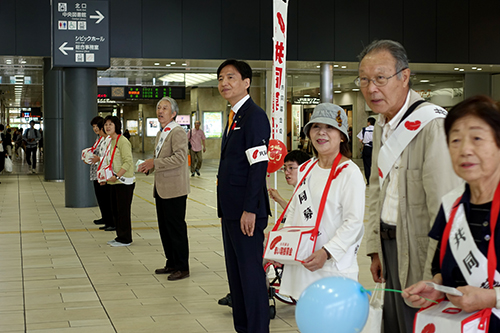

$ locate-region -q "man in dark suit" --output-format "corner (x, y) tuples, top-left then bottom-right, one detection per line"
(217, 59), (271, 333)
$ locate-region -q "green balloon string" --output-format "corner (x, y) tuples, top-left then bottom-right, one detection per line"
(360, 287), (438, 304)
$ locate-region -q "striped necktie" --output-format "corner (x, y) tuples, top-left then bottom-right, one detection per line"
(227, 109), (235, 134)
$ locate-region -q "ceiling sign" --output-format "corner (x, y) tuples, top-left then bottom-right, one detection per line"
(52, 1), (109, 68)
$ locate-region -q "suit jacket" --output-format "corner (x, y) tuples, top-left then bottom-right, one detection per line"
(217, 97), (271, 220)
(366, 90), (462, 290)
(152, 125), (190, 199)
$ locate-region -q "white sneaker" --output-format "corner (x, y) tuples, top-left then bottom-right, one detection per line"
(110, 241), (131, 247)
(107, 240), (116, 245)
(27, 168), (32, 174)
(31, 168), (36, 174)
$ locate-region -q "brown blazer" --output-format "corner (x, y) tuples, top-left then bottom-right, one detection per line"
(152, 125), (190, 199)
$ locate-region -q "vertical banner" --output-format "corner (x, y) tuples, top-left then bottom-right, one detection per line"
(271, 0), (288, 143)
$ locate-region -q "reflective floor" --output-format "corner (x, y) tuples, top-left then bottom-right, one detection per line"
(0, 152), (372, 332)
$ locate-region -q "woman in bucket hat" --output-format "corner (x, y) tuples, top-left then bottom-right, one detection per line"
(278, 103), (366, 300)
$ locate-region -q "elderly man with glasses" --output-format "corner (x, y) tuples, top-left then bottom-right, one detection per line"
(357, 40), (461, 333)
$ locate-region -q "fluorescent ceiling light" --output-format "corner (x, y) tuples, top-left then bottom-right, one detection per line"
(341, 65), (347, 69)
(182, 63), (187, 66)
(166, 64), (171, 67)
(171, 61), (176, 64)
(454, 68), (459, 70)
(158, 73), (218, 87)
(459, 68), (464, 71)
(316, 65), (320, 68)
(352, 88), (360, 91)
(154, 63), (160, 66)
(472, 67), (477, 69)
(334, 90), (341, 93)
(304, 94), (310, 97)
(420, 80), (430, 83)
(477, 68), (482, 71)
(333, 64), (339, 68)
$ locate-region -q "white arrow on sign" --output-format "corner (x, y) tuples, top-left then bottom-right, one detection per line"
(59, 42), (74, 56)
(90, 10), (105, 24)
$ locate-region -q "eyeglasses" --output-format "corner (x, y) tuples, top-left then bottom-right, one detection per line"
(282, 166), (298, 172)
(354, 67), (408, 88)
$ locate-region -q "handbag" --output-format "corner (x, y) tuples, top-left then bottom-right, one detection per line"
(361, 283), (384, 333)
(4, 156), (12, 173)
(264, 153), (343, 265)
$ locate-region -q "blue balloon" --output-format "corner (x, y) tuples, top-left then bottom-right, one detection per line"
(295, 277), (370, 333)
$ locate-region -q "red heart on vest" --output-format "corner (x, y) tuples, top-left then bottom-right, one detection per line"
(252, 150), (259, 159)
(378, 168), (383, 178)
(404, 120), (421, 131)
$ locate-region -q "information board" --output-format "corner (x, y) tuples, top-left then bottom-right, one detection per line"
(52, 1), (109, 68)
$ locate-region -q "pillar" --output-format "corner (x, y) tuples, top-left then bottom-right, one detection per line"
(43, 58), (64, 181)
(63, 68), (97, 207)
(320, 63), (334, 103)
(464, 73), (491, 99)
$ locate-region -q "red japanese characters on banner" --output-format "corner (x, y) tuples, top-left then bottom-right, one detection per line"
(271, 0), (288, 144)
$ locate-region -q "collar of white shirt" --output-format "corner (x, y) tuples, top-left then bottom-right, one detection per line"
(231, 95), (250, 114)
(376, 90), (411, 130)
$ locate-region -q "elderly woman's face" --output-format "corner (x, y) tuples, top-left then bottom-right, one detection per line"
(448, 115), (500, 185)
(309, 123), (342, 158)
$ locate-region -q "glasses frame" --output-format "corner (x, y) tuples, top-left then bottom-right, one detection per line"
(354, 67), (408, 88)
(281, 166), (298, 173)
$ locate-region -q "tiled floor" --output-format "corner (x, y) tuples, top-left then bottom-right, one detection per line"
(0, 153), (373, 332)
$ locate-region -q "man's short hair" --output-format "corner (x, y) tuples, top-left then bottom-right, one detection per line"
(217, 59), (252, 94)
(368, 117), (376, 126)
(357, 39), (412, 88)
(0, 124), (4, 131)
(156, 97), (179, 117)
(284, 150), (310, 165)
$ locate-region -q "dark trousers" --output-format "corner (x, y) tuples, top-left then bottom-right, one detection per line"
(154, 191), (189, 272)
(26, 146), (37, 169)
(110, 183), (135, 244)
(93, 181), (113, 225)
(381, 237), (419, 333)
(222, 217), (270, 333)
(362, 145), (372, 185)
(189, 149), (203, 173)
(0, 152), (4, 172)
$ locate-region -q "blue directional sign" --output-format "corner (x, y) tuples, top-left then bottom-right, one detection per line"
(52, 1), (109, 68)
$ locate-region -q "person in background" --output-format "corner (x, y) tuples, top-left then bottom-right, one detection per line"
(277, 104), (365, 300)
(358, 39), (462, 333)
(14, 129), (23, 159)
(138, 97), (191, 281)
(87, 116), (113, 229)
(23, 120), (41, 174)
(101, 116), (135, 246)
(0, 125), (5, 173)
(187, 120), (206, 177)
(357, 117), (375, 186)
(123, 129), (131, 140)
(218, 149), (311, 307)
(4, 128), (12, 157)
(217, 59), (271, 333)
(402, 95), (500, 332)
(268, 150), (311, 209)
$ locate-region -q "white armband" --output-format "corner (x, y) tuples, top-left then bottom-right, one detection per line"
(245, 145), (269, 165)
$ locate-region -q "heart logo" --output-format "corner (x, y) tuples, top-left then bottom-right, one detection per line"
(378, 168), (383, 178)
(405, 120), (421, 131)
(253, 150), (259, 159)
(270, 236), (282, 250)
(421, 323), (435, 333)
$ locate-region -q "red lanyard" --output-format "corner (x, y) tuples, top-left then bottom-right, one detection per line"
(271, 153), (346, 240)
(91, 136), (102, 150)
(108, 135), (121, 167)
(440, 182), (500, 289)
